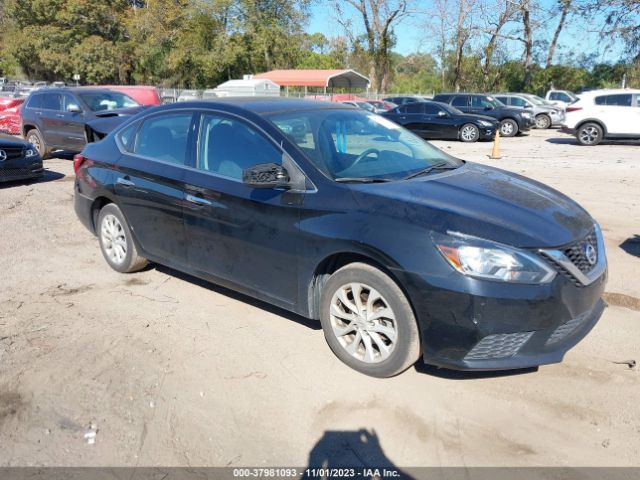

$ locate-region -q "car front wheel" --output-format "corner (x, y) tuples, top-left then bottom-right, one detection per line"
(319, 262), (421, 377)
(459, 123), (480, 142)
(26, 129), (50, 159)
(576, 122), (603, 146)
(499, 119), (518, 137)
(97, 203), (148, 273)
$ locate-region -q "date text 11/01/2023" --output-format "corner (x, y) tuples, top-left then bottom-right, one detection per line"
(232, 468), (402, 478)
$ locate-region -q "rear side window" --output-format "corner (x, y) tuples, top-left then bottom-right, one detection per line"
(511, 97), (528, 107)
(550, 92), (571, 102)
(197, 114), (282, 180)
(423, 103), (440, 114)
(594, 94), (632, 106)
(134, 113), (193, 165)
(495, 96), (509, 105)
(26, 94), (43, 109)
(452, 96), (469, 107)
(41, 93), (62, 111)
(118, 122), (139, 151)
(404, 103), (424, 114)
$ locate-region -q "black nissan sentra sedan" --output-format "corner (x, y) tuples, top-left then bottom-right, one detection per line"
(73, 98), (607, 378)
(0, 133), (43, 183)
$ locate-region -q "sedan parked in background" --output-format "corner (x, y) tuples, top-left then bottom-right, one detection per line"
(74, 98), (606, 377)
(562, 89), (640, 145)
(21, 88), (145, 158)
(382, 95), (426, 106)
(382, 101), (498, 142)
(432, 93), (534, 137)
(0, 133), (43, 183)
(494, 93), (565, 129)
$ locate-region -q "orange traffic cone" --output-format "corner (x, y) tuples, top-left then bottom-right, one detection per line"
(489, 130), (501, 159)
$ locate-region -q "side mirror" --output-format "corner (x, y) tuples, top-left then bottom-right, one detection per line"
(437, 110), (447, 117)
(67, 104), (82, 113)
(484, 105), (494, 110)
(243, 163), (290, 189)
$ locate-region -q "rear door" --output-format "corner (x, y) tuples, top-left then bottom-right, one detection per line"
(424, 103), (458, 138)
(182, 111), (303, 305)
(451, 95), (472, 113)
(59, 93), (87, 150)
(39, 92), (64, 147)
(594, 94), (635, 134)
(114, 111), (194, 266)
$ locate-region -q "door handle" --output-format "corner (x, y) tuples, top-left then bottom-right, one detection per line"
(185, 193), (212, 206)
(56, 114), (65, 118)
(117, 177), (135, 187)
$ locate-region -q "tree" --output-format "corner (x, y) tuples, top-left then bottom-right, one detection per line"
(335, 0), (409, 93)
(546, 0), (572, 68)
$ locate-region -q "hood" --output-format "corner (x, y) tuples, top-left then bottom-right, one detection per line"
(87, 106), (147, 135)
(0, 133), (29, 148)
(352, 163), (593, 248)
(93, 105), (147, 118)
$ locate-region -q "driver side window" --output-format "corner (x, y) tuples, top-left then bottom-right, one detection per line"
(197, 114), (282, 181)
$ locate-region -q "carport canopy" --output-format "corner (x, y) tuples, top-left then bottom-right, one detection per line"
(254, 69), (370, 89)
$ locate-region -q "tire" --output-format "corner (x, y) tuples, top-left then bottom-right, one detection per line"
(459, 123), (480, 142)
(499, 118), (518, 137)
(319, 262), (420, 378)
(535, 114), (551, 129)
(576, 122), (603, 146)
(26, 128), (50, 159)
(97, 203), (148, 273)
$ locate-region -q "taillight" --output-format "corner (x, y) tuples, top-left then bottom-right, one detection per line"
(566, 106), (582, 113)
(73, 154), (87, 173)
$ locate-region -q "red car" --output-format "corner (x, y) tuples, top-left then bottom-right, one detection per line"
(100, 85), (161, 106)
(0, 97), (24, 135)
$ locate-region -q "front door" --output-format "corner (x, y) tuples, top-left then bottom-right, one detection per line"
(183, 112), (302, 305)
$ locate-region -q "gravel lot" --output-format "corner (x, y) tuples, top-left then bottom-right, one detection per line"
(1, 128), (639, 468)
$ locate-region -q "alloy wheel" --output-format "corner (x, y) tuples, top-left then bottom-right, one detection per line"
(460, 125), (478, 142)
(28, 134), (41, 155)
(579, 126), (600, 145)
(500, 121), (515, 136)
(101, 214), (128, 265)
(329, 282), (398, 364)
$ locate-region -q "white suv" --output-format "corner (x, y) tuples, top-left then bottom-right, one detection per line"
(562, 89), (640, 145)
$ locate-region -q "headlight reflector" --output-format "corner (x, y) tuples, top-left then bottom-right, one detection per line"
(25, 147), (37, 157)
(433, 232), (556, 284)
(477, 120), (493, 127)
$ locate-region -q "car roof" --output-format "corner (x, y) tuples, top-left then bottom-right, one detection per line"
(151, 97), (344, 115)
(31, 86), (130, 95)
(578, 88), (640, 96)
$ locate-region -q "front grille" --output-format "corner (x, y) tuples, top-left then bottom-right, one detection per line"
(563, 231), (598, 274)
(0, 167), (41, 180)
(545, 311), (589, 346)
(0, 147), (25, 160)
(464, 331), (534, 360)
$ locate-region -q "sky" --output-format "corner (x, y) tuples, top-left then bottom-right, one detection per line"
(307, 1), (626, 65)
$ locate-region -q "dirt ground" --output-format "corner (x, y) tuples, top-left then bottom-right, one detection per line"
(0, 128), (639, 468)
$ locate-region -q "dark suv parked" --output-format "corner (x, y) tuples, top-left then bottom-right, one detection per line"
(432, 93), (535, 137)
(21, 88), (145, 158)
(74, 98), (606, 378)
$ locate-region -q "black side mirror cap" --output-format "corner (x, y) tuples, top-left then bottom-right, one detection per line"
(243, 163), (290, 189)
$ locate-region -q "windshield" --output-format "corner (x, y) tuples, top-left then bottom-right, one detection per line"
(80, 92), (139, 112)
(526, 95), (546, 105)
(267, 109), (460, 181)
(483, 96), (506, 108)
(440, 103), (464, 115)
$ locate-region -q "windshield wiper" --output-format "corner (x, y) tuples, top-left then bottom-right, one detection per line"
(334, 177), (392, 183)
(404, 162), (457, 180)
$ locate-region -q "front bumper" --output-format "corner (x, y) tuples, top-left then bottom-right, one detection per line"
(479, 127), (497, 140)
(394, 262), (607, 371)
(0, 158), (43, 183)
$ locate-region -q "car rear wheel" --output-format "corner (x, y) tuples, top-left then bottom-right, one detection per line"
(499, 119), (518, 137)
(459, 123), (480, 142)
(97, 203), (148, 273)
(319, 262), (420, 378)
(26, 129), (50, 159)
(576, 122), (603, 146)
(535, 114), (551, 129)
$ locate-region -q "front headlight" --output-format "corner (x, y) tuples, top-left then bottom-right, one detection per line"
(432, 231), (556, 284)
(477, 120), (493, 127)
(521, 111), (532, 118)
(25, 148), (37, 158)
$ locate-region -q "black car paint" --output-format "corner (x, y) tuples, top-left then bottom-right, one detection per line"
(0, 133), (43, 183)
(432, 93), (534, 132)
(382, 101), (498, 141)
(21, 88), (146, 152)
(74, 98), (606, 370)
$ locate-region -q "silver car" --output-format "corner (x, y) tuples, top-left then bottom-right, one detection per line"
(494, 93), (565, 129)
